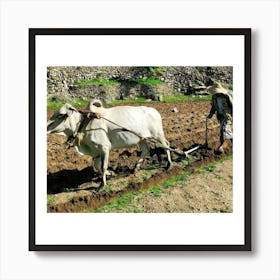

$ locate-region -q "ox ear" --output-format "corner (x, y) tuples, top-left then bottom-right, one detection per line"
(65, 103), (78, 115)
(90, 99), (103, 108)
(93, 101), (102, 107)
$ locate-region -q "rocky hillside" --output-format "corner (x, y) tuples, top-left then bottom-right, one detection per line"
(47, 66), (232, 102)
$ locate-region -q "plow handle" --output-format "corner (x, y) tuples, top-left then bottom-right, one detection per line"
(205, 117), (209, 147)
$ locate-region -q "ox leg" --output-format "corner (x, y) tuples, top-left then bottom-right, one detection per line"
(134, 140), (149, 173)
(93, 157), (111, 176)
(157, 136), (172, 170)
(99, 146), (110, 189)
(93, 149), (111, 191)
(93, 156), (101, 173)
(165, 146), (172, 170)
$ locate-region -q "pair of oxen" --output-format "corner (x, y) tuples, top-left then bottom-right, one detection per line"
(47, 100), (172, 189)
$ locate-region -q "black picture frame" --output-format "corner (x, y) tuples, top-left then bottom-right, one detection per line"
(29, 28), (251, 251)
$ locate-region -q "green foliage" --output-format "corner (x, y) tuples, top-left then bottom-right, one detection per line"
(198, 162), (216, 173)
(47, 100), (64, 109)
(72, 99), (90, 108)
(141, 170), (153, 180)
(89, 170), (192, 213)
(47, 93), (213, 110)
(161, 172), (190, 188)
(94, 193), (136, 213)
(218, 154), (233, 163)
(111, 95), (212, 104)
(47, 98), (89, 109)
(163, 94), (212, 102)
(147, 67), (164, 76)
(135, 78), (163, 85)
(110, 97), (147, 105)
(47, 195), (56, 205)
(74, 79), (120, 87)
(103, 186), (113, 192)
(150, 186), (162, 197)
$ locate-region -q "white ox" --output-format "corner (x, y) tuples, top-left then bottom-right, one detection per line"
(47, 100), (172, 189)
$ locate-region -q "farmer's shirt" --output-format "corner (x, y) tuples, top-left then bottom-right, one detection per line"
(210, 93), (232, 123)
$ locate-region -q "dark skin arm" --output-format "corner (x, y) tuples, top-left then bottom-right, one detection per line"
(207, 97), (217, 119)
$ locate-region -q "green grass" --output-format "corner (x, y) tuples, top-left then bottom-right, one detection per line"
(47, 98), (89, 109)
(218, 154), (233, 163)
(74, 76), (163, 87)
(72, 99), (90, 108)
(141, 169), (153, 180)
(94, 193), (135, 213)
(135, 78), (163, 85)
(47, 94), (212, 110)
(198, 162), (216, 173)
(47, 100), (65, 109)
(92, 170), (191, 213)
(192, 155), (232, 175)
(110, 97), (147, 105)
(203, 162), (216, 172)
(47, 195), (56, 205)
(47, 97), (148, 109)
(163, 94), (212, 102)
(161, 172), (190, 188)
(103, 186), (113, 192)
(74, 79), (120, 87)
(150, 186), (162, 197)
(112, 94), (212, 104)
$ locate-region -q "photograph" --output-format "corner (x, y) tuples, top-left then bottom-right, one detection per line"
(30, 28), (251, 250)
(46, 66), (234, 214)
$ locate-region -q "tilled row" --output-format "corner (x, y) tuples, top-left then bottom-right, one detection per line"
(47, 151), (225, 213)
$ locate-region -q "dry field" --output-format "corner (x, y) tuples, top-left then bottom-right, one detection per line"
(47, 100), (233, 213)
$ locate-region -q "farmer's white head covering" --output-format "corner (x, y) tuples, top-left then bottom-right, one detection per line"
(208, 80), (233, 107)
(208, 80), (229, 94)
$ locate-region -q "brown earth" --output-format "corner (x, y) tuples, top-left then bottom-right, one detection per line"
(47, 100), (232, 213)
(110, 159), (233, 213)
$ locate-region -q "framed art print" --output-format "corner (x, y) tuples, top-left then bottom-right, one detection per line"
(29, 28), (251, 251)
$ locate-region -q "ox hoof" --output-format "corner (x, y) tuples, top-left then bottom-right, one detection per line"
(165, 162), (172, 170)
(94, 183), (105, 192)
(133, 166), (140, 174)
(214, 147), (224, 155)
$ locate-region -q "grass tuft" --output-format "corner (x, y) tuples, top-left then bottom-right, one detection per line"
(198, 162), (216, 173)
(47, 98), (89, 109)
(110, 97), (147, 105)
(94, 193), (135, 213)
(74, 79), (120, 87)
(47, 94), (212, 109)
(135, 78), (162, 85)
(163, 94), (212, 102)
(92, 170), (191, 212)
(47, 195), (56, 205)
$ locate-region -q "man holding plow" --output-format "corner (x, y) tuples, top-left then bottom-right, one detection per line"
(207, 80), (233, 154)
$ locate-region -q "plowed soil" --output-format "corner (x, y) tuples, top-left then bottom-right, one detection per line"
(47, 101), (232, 213)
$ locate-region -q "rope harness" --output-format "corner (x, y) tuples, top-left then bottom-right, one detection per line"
(66, 110), (100, 149)
(66, 110), (143, 149)
(64, 109), (187, 156)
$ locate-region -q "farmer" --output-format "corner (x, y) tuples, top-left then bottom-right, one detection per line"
(207, 81), (233, 154)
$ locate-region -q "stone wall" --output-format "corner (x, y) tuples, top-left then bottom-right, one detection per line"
(47, 66), (233, 101)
